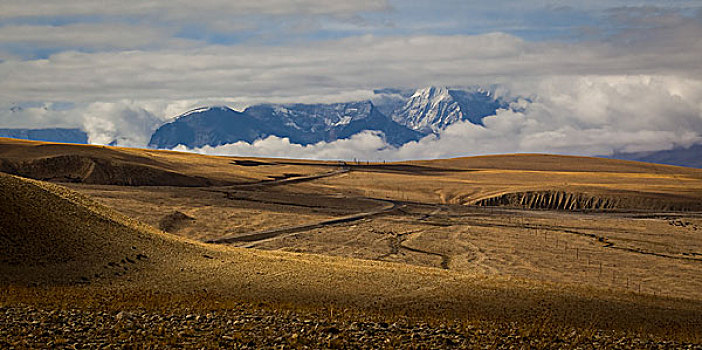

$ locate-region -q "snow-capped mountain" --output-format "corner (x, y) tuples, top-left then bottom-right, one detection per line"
(149, 102), (423, 149)
(391, 87), (462, 133)
(148, 106), (257, 149)
(148, 86), (511, 150)
(243, 101), (422, 146)
(387, 86), (510, 133)
(244, 101), (375, 134)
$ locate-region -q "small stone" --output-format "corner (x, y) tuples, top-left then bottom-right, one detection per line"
(323, 326), (340, 334)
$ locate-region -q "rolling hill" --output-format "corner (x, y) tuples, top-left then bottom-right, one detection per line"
(1, 137), (702, 345)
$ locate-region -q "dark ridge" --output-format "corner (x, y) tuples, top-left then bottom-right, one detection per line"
(475, 190), (702, 212)
(232, 160), (275, 167)
(0, 155), (217, 187)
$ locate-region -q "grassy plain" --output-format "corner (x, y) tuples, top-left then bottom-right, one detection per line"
(1, 137), (701, 347)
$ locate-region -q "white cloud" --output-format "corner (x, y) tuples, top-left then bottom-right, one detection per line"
(0, 103), (77, 129)
(80, 102), (164, 147)
(176, 75), (702, 160)
(0, 101), (166, 147)
(2, 29), (700, 105)
(0, 0), (389, 19)
(0, 1), (391, 53)
(0, 24), (188, 50)
(175, 131), (391, 160)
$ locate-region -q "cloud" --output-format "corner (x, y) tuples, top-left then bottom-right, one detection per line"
(175, 131), (391, 160)
(0, 0), (391, 53)
(0, 103), (78, 129)
(0, 24), (187, 51)
(599, 6), (702, 49)
(0, 91), (379, 148)
(0, 0), (390, 19)
(2, 30), (700, 105)
(80, 102), (164, 146)
(0, 100), (167, 147)
(177, 75), (702, 160)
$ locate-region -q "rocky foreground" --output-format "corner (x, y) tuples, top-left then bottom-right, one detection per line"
(1, 306), (699, 349)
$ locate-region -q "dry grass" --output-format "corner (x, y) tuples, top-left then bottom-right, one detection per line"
(310, 166), (702, 210)
(0, 137), (333, 186)
(2, 138), (702, 344)
(2, 171), (701, 335)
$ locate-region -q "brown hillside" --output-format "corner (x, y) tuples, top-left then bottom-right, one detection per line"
(0, 137), (332, 186)
(0, 172), (205, 284)
(416, 153), (702, 176)
(1, 172), (701, 332)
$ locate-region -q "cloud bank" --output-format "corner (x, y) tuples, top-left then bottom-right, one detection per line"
(177, 75), (702, 160)
(0, 0), (389, 19)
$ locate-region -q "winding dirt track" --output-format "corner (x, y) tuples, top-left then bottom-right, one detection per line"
(204, 166), (405, 247)
(399, 240), (451, 269)
(228, 167), (349, 189)
(451, 214), (702, 263)
(205, 199), (398, 247)
(373, 230), (450, 269)
(372, 208), (453, 269)
(206, 165), (702, 267)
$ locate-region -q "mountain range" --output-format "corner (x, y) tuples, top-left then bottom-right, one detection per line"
(606, 144), (702, 169)
(148, 86), (511, 149)
(148, 101), (424, 149)
(1, 87), (699, 168)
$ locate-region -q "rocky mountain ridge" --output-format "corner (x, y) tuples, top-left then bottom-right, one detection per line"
(148, 86), (510, 149)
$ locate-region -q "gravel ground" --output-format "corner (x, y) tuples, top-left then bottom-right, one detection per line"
(1, 306), (700, 349)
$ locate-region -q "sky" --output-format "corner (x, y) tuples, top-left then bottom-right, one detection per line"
(1, 1), (701, 159)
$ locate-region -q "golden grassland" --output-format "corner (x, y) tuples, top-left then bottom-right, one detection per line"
(0, 137), (332, 186)
(1, 138), (702, 344)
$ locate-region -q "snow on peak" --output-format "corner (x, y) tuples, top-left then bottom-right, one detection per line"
(393, 87), (462, 133)
(412, 86), (449, 98)
(177, 105), (233, 119)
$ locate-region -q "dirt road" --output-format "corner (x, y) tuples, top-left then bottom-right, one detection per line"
(205, 199), (398, 247)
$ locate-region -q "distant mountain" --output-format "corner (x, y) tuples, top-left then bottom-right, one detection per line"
(149, 103), (423, 149)
(386, 86), (510, 133)
(242, 101), (422, 145)
(0, 128), (88, 144)
(148, 107), (260, 149)
(609, 144), (702, 168)
(149, 86), (511, 149)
